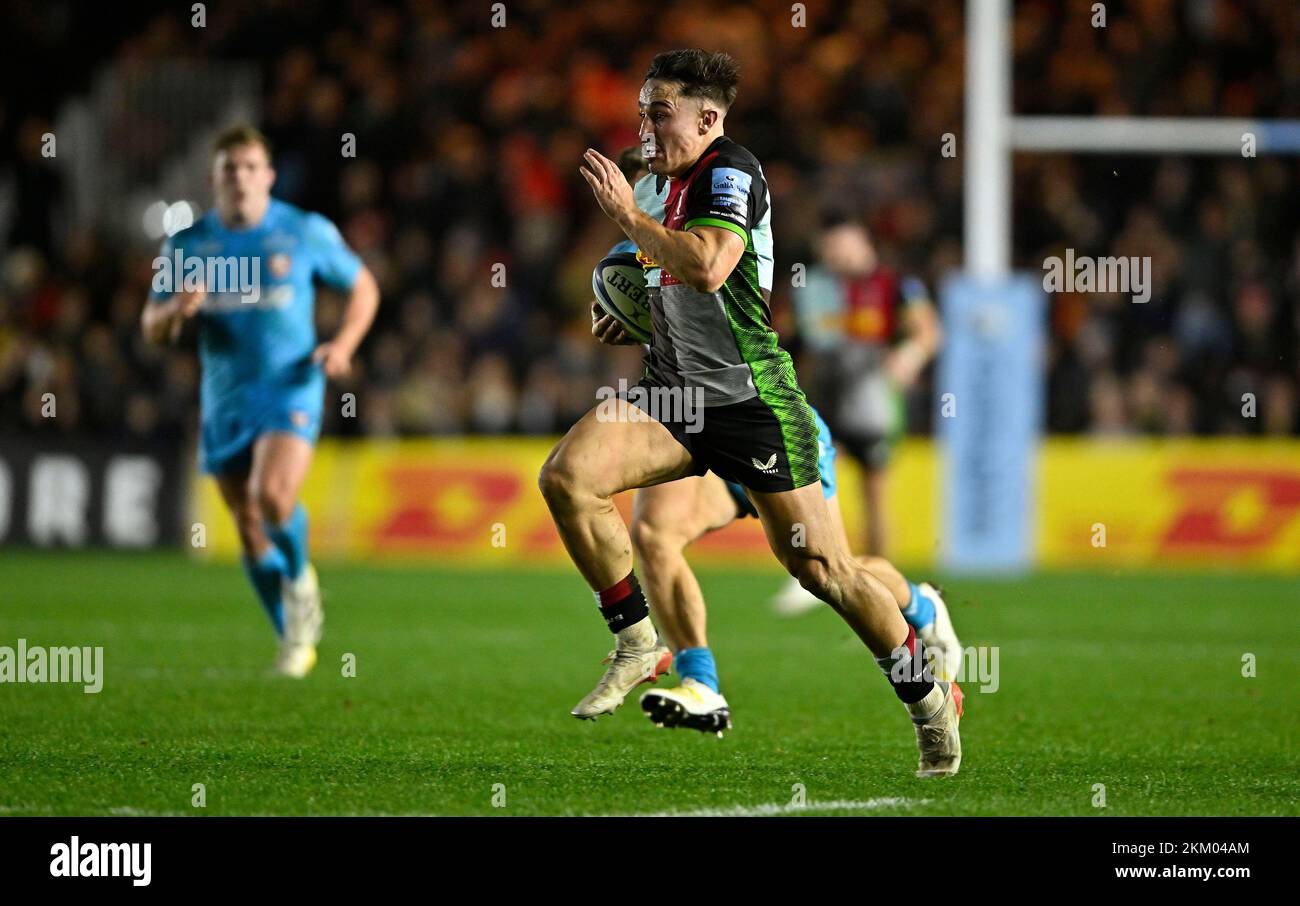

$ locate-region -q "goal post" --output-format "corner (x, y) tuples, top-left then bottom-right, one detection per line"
(939, 0), (1300, 573)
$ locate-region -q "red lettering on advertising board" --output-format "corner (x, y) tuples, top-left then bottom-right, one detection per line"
(1160, 468), (1300, 552)
(375, 466), (521, 547)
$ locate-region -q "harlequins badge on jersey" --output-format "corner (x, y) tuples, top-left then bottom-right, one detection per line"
(268, 253), (293, 279)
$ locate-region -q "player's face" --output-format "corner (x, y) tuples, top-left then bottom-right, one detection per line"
(212, 143), (275, 223)
(638, 80), (714, 178)
(820, 224), (877, 277)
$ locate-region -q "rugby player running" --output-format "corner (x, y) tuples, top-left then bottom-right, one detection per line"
(540, 51), (961, 776)
(143, 125), (379, 677)
(593, 148), (964, 739)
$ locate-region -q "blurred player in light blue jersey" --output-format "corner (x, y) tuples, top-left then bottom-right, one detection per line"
(142, 125), (380, 677)
(588, 150), (962, 735)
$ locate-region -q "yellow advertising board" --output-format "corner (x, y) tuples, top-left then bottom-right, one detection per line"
(1038, 438), (1300, 570)
(192, 437), (1300, 571)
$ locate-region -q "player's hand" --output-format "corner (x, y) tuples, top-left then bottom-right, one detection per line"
(884, 340), (926, 388)
(312, 341), (354, 379)
(580, 149), (635, 225)
(176, 287), (205, 318)
(590, 301), (638, 346)
(167, 286), (206, 341)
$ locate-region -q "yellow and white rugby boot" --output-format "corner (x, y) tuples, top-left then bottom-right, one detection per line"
(640, 678), (732, 737)
(916, 582), (963, 683)
(571, 618), (672, 719)
(909, 680), (963, 778)
(276, 563), (322, 678)
(769, 574), (822, 617)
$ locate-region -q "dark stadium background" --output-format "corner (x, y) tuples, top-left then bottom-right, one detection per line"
(1, 0), (1297, 828)
(3, 0), (1297, 445)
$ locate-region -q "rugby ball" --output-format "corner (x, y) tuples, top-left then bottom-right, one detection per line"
(592, 251), (652, 343)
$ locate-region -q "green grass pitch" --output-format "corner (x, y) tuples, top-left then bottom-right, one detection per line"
(1, 552), (1295, 816)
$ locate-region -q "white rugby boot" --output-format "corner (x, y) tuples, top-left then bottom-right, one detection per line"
(572, 617), (672, 719)
(640, 678), (732, 737)
(276, 564), (322, 678)
(908, 680), (963, 778)
(915, 582), (963, 683)
(769, 574), (823, 617)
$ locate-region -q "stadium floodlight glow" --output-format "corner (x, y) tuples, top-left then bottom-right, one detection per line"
(142, 201), (169, 240)
(162, 201), (195, 237)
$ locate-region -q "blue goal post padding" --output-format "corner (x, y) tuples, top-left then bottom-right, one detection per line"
(936, 273), (1046, 574)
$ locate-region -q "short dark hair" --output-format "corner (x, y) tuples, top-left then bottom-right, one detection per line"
(644, 50), (740, 111)
(819, 208), (859, 232)
(213, 123), (272, 158)
(616, 146), (648, 183)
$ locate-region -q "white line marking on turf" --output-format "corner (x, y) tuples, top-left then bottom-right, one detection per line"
(615, 797), (931, 818)
(108, 806), (187, 817)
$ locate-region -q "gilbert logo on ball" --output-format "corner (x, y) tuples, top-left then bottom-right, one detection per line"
(592, 251), (652, 343)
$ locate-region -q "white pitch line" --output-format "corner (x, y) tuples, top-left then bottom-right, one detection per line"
(107, 806), (188, 817)
(612, 797), (931, 818)
(1, 800), (932, 818)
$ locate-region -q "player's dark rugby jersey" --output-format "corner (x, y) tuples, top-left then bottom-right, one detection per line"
(641, 135), (819, 489)
(646, 137), (785, 402)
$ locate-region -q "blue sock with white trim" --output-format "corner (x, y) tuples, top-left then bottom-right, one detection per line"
(674, 647), (719, 694)
(901, 582), (936, 631)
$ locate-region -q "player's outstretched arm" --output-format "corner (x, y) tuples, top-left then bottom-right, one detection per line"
(141, 286), (205, 345)
(886, 295), (942, 388)
(313, 265), (379, 379)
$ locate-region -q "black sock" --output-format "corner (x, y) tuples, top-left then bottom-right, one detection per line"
(594, 573), (648, 633)
(875, 625), (935, 705)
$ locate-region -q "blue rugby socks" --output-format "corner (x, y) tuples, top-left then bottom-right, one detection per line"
(901, 581), (936, 631)
(242, 546), (288, 636)
(267, 504), (309, 581)
(675, 646), (719, 693)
